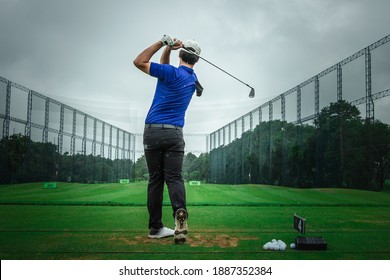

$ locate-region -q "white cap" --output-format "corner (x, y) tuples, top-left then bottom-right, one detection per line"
(183, 39), (201, 55)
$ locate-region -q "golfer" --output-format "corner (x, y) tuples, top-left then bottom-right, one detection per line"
(133, 35), (201, 244)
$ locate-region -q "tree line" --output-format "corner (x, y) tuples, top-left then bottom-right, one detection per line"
(0, 134), (133, 184)
(210, 101), (390, 191)
(1, 100), (389, 190)
(0, 134), (209, 184)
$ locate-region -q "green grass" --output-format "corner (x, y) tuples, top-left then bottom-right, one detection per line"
(0, 182), (389, 260)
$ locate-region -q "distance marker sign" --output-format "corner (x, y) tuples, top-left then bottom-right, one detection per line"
(293, 214), (306, 234)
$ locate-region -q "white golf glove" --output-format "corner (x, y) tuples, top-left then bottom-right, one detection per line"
(161, 35), (175, 47)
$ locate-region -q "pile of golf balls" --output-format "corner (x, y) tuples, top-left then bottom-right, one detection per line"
(263, 239), (287, 251)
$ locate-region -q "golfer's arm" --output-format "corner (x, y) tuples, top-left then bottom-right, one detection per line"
(133, 41), (163, 74)
(160, 47), (171, 64)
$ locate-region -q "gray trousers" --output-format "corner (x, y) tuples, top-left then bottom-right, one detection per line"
(143, 126), (187, 230)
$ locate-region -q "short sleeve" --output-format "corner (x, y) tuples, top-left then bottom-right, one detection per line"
(150, 62), (175, 82)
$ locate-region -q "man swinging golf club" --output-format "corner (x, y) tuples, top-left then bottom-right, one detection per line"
(133, 35), (201, 244)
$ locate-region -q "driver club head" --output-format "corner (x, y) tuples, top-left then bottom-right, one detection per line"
(249, 87), (255, 98)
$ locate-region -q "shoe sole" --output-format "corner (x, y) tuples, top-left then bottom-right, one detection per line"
(174, 234), (187, 244)
(174, 209), (188, 244)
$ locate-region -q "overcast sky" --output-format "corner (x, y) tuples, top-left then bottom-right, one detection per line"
(1, 0), (390, 136)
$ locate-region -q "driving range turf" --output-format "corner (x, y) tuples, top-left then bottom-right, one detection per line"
(0, 182), (389, 260)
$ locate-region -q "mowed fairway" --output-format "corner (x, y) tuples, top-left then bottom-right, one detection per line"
(0, 182), (389, 260)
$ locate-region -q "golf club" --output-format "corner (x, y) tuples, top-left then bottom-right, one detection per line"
(182, 48), (255, 98)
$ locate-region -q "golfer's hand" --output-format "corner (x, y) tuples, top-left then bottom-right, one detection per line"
(168, 38), (182, 50)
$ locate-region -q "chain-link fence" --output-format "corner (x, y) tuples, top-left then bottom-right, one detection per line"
(0, 77), (136, 183)
(208, 34), (390, 190)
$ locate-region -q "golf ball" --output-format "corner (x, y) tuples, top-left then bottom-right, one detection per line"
(263, 239), (288, 251)
(290, 243), (296, 249)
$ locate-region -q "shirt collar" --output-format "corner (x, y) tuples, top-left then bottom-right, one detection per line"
(179, 65), (194, 74)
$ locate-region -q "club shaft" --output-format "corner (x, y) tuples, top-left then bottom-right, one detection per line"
(183, 48), (252, 89)
(199, 56), (251, 88)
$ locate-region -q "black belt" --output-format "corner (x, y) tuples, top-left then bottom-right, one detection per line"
(145, 124), (183, 130)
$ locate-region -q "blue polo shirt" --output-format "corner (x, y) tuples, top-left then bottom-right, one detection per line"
(145, 62), (197, 127)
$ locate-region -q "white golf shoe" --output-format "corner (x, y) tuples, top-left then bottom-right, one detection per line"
(148, 227), (174, 239)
